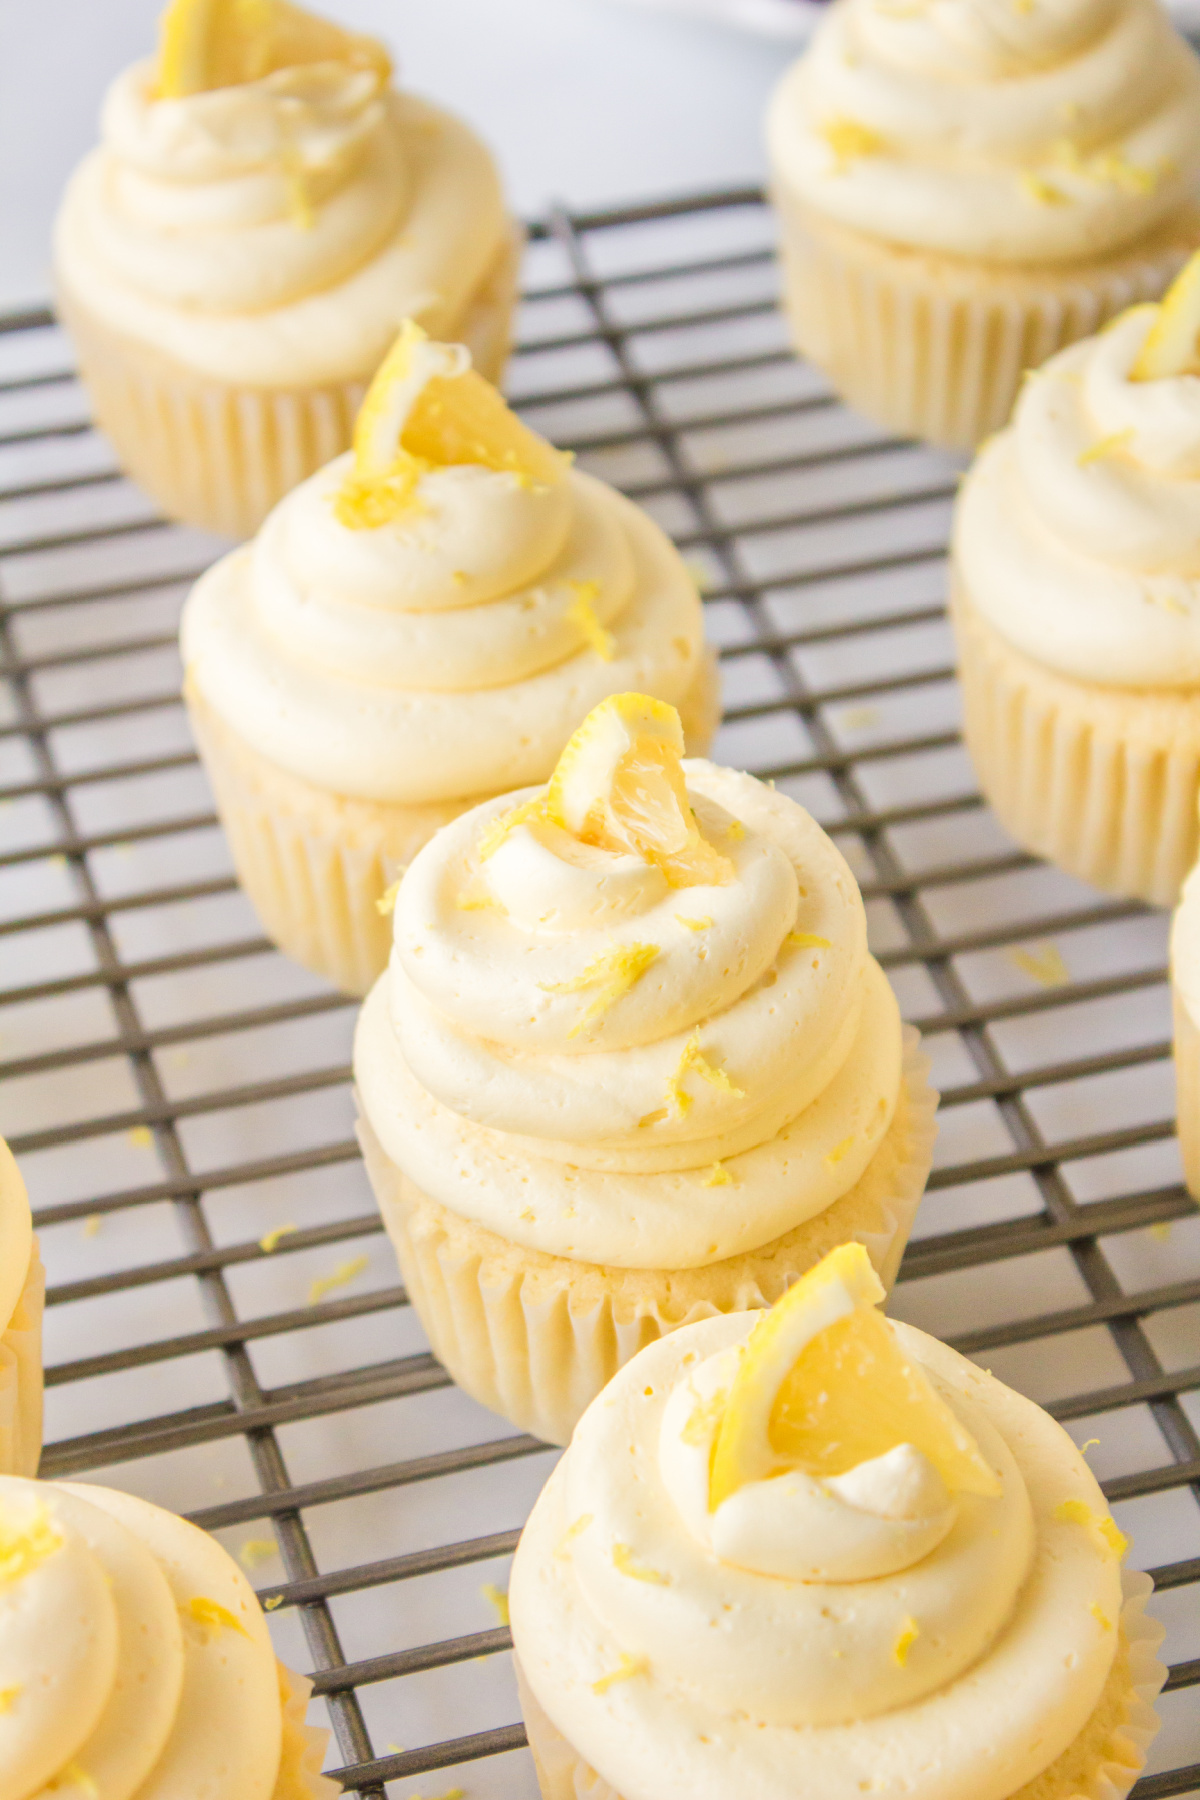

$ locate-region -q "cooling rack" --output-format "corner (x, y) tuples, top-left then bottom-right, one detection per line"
(0, 186), (1197, 1798)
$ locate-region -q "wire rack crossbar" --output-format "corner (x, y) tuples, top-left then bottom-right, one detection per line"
(0, 185), (1197, 1798)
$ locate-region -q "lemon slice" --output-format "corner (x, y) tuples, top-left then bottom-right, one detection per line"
(544, 693), (734, 889)
(335, 320), (566, 529)
(1130, 249), (1200, 381)
(709, 1244), (1000, 1511)
(157, 0), (390, 99)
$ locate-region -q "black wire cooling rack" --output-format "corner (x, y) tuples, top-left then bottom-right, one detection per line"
(1, 186), (1198, 1798)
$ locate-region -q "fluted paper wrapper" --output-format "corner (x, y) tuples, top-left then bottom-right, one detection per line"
(273, 1661), (339, 1799)
(186, 653), (722, 998)
(0, 1243), (44, 1479)
(952, 577), (1200, 907)
(358, 1029), (937, 1446)
(1172, 991), (1200, 1201)
(772, 186), (1200, 451)
(514, 1570), (1165, 1800)
(56, 225), (522, 541)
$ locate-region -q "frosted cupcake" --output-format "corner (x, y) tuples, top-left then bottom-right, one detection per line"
(511, 1243), (1166, 1800)
(0, 1142), (43, 1479)
(767, 0), (1200, 449)
(54, 0), (518, 539)
(354, 694), (937, 1444)
(182, 327), (718, 995)
(952, 252), (1200, 905)
(1170, 850), (1200, 1196)
(0, 1474), (333, 1797)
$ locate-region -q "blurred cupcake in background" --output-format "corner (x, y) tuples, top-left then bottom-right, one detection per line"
(952, 252), (1200, 904)
(768, 0), (1200, 449)
(0, 1139), (43, 1479)
(1171, 839), (1200, 1198)
(54, 0), (519, 539)
(181, 326), (719, 995)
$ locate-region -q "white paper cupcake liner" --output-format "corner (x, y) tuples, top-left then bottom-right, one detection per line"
(514, 1569), (1165, 1800)
(273, 1661), (339, 1799)
(56, 224), (522, 541)
(952, 575), (1200, 906)
(357, 1029), (937, 1446)
(1171, 990), (1200, 1201)
(772, 186), (1200, 451)
(0, 1242), (44, 1479)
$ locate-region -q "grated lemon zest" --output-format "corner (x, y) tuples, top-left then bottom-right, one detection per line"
(666, 1031), (746, 1116)
(1009, 943), (1069, 988)
(1054, 1499), (1128, 1559)
(264, 1595), (284, 1611)
(613, 1543), (670, 1585)
(787, 932), (831, 950)
(128, 1126), (153, 1149)
(456, 887), (506, 913)
(682, 1387), (728, 1446)
(83, 1214), (102, 1238)
(0, 1685), (19, 1713)
(592, 1652), (650, 1694)
(308, 1255), (368, 1307)
(1020, 172), (1069, 206)
(541, 943), (660, 1036)
(676, 914), (714, 932)
(258, 1223), (297, 1254)
(50, 1765), (98, 1798)
(1077, 428), (1135, 466)
(1090, 1602), (1113, 1631)
(703, 1162), (732, 1187)
(566, 580), (615, 661)
(725, 820), (745, 840)
(893, 1617), (920, 1667)
(478, 797), (548, 862)
(480, 1581), (509, 1625)
(239, 1539), (278, 1570)
(556, 1513), (594, 1558)
(1149, 1221), (1172, 1241)
(186, 1596), (251, 1639)
(639, 1107), (669, 1128)
(376, 879), (402, 917)
(821, 117), (886, 172)
(1081, 1439), (1100, 1455)
(825, 1134), (855, 1168)
(0, 1502), (63, 1587)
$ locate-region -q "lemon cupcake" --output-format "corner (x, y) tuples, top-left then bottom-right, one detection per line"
(54, 0), (518, 539)
(181, 328), (719, 995)
(511, 1243), (1166, 1800)
(952, 252), (1200, 905)
(354, 695), (937, 1445)
(0, 1142), (43, 1480)
(1170, 848), (1200, 1196)
(767, 0), (1200, 450)
(0, 1474), (334, 1797)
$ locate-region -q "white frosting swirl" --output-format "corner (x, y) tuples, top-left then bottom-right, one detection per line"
(0, 1477), (289, 1799)
(510, 1311), (1128, 1800)
(768, 0), (1200, 264)
(1171, 856), (1200, 1028)
(54, 60), (508, 386)
(954, 307), (1200, 686)
(354, 765), (904, 1266)
(181, 464), (705, 804)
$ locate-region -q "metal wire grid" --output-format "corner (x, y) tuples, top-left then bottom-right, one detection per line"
(0, 185), (1198, 1797)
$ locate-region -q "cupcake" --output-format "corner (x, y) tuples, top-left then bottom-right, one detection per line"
(354, 693), (937, 1445)
(0, 1474), (334, 1797)
(510, 1243), (1166, 1800)
(53, 0), (518, 539)
(181, 327), (719, 995)
(952, 251), (1200, 905)
(767, 0), (1200, 450)
(0, 1141), (43, 1480)
(1170, 850), (1200, 1196)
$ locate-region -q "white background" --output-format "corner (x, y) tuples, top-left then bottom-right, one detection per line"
(0, 0), (797, 313)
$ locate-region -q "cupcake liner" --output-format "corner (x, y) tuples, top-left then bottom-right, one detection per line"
(513, 1570), (1165, 1800)
(0, 1243), (44, 1479)
(772, 186), (1200, 451)
(1171, 991), (1200, 1201)
(951, 575), (1200, 906)
(357, 1028), (936, 1446)
(56, 224), (522, 542)
(272, 1661), (340, 1800)
(186, 650), (722, 997)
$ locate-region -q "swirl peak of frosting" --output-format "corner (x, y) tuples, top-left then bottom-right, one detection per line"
(769, 0), (1200, 264)
(154, 0), (391, 102)
(954, 291), (1200, 686)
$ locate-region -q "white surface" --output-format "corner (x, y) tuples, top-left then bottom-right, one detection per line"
(0, 0), (794, 314)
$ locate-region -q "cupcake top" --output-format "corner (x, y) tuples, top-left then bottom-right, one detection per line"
(354, 694), (903, 1267)
(768, 0), (1200, 265)
(54, 0), (508, 386)
(510, 1243), (1137, 1800)
(954, 252), (1200, 686)
(182, 330), (706, 806)
(0, 1143), (33, 1338)
(0, 1475), (329, 1799)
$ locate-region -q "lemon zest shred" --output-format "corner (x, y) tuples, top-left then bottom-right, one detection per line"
(478, 796), (548, 861)
(676, 914), (715, 932)
(0, 1503), (63, 1587)
(1009, 943), (1069, 988)
(825, 1134), (856, 1168)
(82, 1214), (102, 1238)
(893, 1616), (920, 1667)
(666, 1031), (746, 1116)
(1090, 1601), (1113, 1631)
(703, 1161), (732, 1188)
(821, 117), (886, 172)
(376, 879), (402, 917)
(1077, 428), (1135, 466)
(556, 1513), (594, 1558)
(613, 1543), (670, 1585)
(639, 1107), (669, 1128)
(127, 1126), (153, 1149)
(186, 1596), (251, 1640)
(1080, 1438), (1100, 1456)
(480, 1581), (510, 1625)
(264, 1595), (284, 1611)
(1054, 1499), (1128, 1559)
(1020, 172), (1069, 206)
(258, 1223), (297, 1254)
(50, 1765), (98, 1798)
(239, 1539), (279, 1570)
(787, 931), (832, 950)
(566, 579), (616, 661)
(592, 1652), (651, 1694)
(682, 1387), (728, 1446)
(0, 1685), (19, 1713)
(541, 943), (660, 1036)
(725, 820), (745, 841)
(308, 1255), (369, 1307)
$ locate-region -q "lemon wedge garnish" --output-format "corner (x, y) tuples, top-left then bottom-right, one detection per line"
(335, 320), (566, 529)
(157, 0), (390, 98)
(1130, 249), (1200, 381)
(708, 1243), (1001, 1511)
(544, 693), (734, 889)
